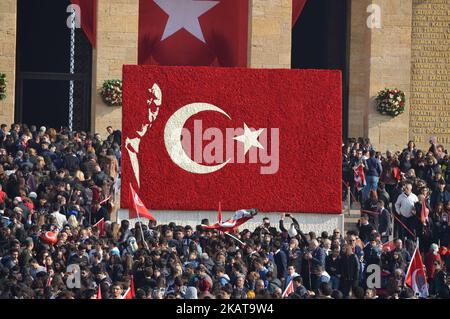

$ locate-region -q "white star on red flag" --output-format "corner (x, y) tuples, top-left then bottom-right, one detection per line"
(154, 0), (219, 43)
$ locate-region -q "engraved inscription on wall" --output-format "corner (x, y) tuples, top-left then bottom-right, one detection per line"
(410, 0), (450, 147)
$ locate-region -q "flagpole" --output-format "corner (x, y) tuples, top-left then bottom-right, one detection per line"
(404, 238), (419, 289)
(136, 210), (149, 250)
(224, 232), (245, 246)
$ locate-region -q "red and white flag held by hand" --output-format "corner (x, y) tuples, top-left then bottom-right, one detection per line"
(405, 243), (429, 298)
(382, 240), (396, 252)
(420, 198), (429, 225)
(129, 184), (156, 221)
(393, 166), (402, 181)
(353, 164), (366, 191)
(122, 276), (136, 299)
(96, 285), (102, 299)
(282, 279), (294, 298)
(93, 218), (105, 237)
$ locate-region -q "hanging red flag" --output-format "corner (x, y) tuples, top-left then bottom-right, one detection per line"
(405, 244), (429, 298)
(70, 0), (96, 48)
(129, 184), (156, 221)
(292, 0), (307, 26)
(138, 0), (248, 66)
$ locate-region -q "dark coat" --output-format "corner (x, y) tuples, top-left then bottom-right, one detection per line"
(274, 249), (288, 280)
(340, 254), (360, 281)
(378, 208), (392, 236)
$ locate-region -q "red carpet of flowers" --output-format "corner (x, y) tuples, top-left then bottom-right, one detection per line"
(121, 66), (342, 214)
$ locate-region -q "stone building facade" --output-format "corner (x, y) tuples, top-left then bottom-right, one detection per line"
(0, 0), (449, 152)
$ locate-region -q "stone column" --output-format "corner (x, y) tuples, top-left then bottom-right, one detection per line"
(348, 0), (413, 151)
(92, 0), (139, 136)
(0, 0), (17, 126)
(367, 0), (412, 152)
(348, 0), (372, 139)
(248, 0), (292, 68)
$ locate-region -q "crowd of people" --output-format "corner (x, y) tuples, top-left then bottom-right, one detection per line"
(343, 137), (450, 298)
(0, 125), (448, 299)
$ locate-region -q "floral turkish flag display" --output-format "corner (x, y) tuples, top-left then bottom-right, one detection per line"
(121, 65), (342, 213)
(138, 0), (248, 66)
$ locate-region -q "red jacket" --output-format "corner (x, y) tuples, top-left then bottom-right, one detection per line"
(424, 251), (442, 279)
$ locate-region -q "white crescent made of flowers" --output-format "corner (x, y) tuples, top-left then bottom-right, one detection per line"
(164, 103), (231, 174)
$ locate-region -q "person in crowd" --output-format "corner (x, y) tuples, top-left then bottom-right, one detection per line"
(364, 150), (383, 201)
(395, 182), (419, 241)
(430, 179), (450, 211)
(325, 245), (341, 290)
(0, 127), (449, 299)
(377, 200), (392, 243)
(340, 244), (360, 297)
(357, 214), (376, 244)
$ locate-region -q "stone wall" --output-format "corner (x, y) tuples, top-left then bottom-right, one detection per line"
(248, 0), (292, 68)
(0, 0), (16, 126)
(92, 0), (139, 137)
(348, 0), (372, 138)
(367, 0), (413, 152)
(117, 209), (345, 235)
(348, 0), (413, 152)
(409, 0), (450, 150)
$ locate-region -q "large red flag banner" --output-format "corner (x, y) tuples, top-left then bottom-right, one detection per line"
(292, 0), (307, 26)
(121, 65), (342, 213)
(70, 0), (97, 48)
(138, 0), (248, 66)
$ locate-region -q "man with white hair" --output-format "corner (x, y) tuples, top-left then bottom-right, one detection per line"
(395, 182), (418, 240)
(309, 239), (326, 267)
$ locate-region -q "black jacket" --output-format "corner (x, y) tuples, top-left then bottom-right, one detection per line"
(357, 222), (375, 243)
(378, 208), (392, 236)
(325, 255), (341, 277)
(274, 249), (288, 280)
(340, 254), (360, 281)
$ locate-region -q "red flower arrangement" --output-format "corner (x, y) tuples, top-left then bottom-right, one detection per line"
(375, 88), (406, 117)
(101, 79), (122, 106)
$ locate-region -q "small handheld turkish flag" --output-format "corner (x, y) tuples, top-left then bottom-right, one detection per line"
(420, 198), (429, 225)
(354, 164), (366, 191)
(121, 276), (136, 299)
(96, 285), (102, 300)
(405, 242), (429, 298)
(382, 240), (396, 252)
(282, 279), (294, 298)
(129, 184), (156, 221)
